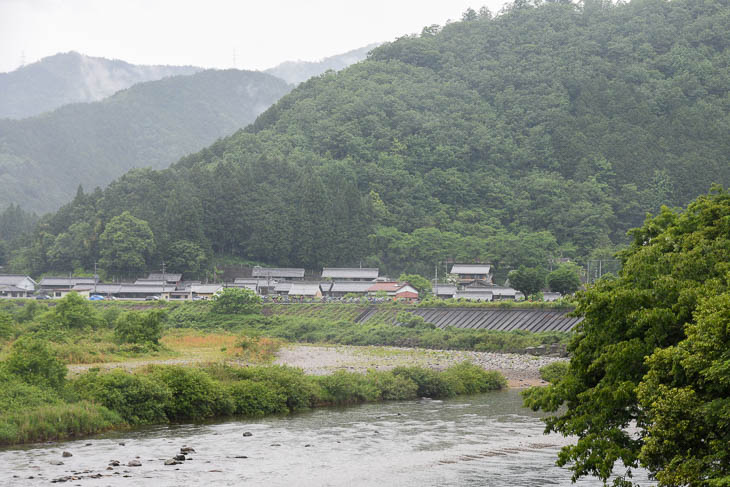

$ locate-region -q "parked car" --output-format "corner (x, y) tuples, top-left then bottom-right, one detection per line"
(35, 294), (51, 300)
(89, 295), (105, 301)
(144, 295), (160, 301)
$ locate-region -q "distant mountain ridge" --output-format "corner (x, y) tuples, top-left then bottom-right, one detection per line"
(264, 43), (379, 84)
(0, 52), (201, 119)
(0, 69), (292, 213)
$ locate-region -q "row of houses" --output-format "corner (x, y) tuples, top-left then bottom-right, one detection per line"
(0, 263), (542, 302)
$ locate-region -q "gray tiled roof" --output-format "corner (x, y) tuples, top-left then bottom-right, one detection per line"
(274, 281), (293, 292)
(117, 284), (165, 294)
(288, 283), (321, 296)
(146, 273), (182, 282)
(322, 268), (378, 280)
(433, 285), (457, 296)
(330, 281), (374, 293)
(191, 284), (223, 294)
(450, 264), (491, 274)
(252, 267), (305, 279)
(40, 277), (95, 287)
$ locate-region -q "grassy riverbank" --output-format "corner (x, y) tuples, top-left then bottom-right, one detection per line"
(0, 358), (505, 446)
(0, 293), (561, 445)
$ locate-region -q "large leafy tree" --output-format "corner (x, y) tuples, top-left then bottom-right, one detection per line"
(508, 266), (546, 298)
(99, 211), (155, 277)
(523, 188), (730, 485)
(547, 264), (582, 295)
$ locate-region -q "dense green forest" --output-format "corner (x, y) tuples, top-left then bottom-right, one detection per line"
(0, 51), (200, 119)
(0, 69), (292, 213)
(7, 0), (730, 279)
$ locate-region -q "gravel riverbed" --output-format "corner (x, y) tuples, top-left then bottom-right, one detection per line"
(274, 344), (565, 388)
(67, 344), (565, 388)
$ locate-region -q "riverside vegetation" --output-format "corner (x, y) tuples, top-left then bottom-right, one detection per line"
(0, 290), (522, 446)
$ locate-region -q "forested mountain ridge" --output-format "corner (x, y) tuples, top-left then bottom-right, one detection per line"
(264, 43), (380, 84)
(0, 69), (292, 213)
(0, 51), (201, 119)
(11, 0), (730, 279)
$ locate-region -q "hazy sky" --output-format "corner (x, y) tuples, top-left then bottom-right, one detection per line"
(0, 0), (509, 73)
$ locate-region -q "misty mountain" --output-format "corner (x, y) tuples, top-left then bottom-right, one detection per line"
(0, 69), (291, 213)
(0, 51), (201, 119)
(264, 44), (378, 84)
(11, 0), (730, 279)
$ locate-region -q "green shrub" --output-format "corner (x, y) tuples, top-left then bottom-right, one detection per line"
(391, 366), (455, 398)
(441, 362), (507, 395)
(539, 361), (569, 383)
(15, 300), (44, 323)
(317, 370), (381, 405)
(366, 370), (419, 400)
(228, 380), (288, 416)
(146, 366), (233, 420)
(72, 369), (171, 424)
(0, 310), (16, 338)
(211, 288), (262, 315)
(45, 292), (101, 329)
(101, 307), (122, 328)
(0, 401), (121, 445)
(229, 365), (321, 411)
(114, 310), (164, 346)
(0, 375), (61, 412)
(4, 337), (67, 390)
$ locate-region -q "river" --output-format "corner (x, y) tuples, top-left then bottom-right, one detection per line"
(1, 389), (653, 486)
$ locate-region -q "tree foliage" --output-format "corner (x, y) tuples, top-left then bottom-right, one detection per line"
(508, 266), (546, 298)
(523, 188), (730, 485)
(45, 292), (101, 330)
(98, 211), (155, 277)
(3, 338), (66, 390)
(114, 310), (165, 346)
(547, 264), (582, 295)
(211, 288), (262, 315)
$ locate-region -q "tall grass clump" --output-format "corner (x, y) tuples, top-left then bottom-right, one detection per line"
(0, 401), (121, 445)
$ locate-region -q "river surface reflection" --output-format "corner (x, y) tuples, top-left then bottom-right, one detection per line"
(1, 389), (653, 486)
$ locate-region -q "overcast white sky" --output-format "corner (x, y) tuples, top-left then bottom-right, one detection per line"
(0, 0), (509, 73)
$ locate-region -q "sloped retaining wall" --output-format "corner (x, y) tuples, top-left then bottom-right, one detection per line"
(357, 307), (582, 333)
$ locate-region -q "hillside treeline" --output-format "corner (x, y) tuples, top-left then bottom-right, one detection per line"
(7, 0), (729, 278)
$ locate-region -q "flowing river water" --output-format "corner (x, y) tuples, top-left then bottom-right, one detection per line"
(1, 389), (653, 486)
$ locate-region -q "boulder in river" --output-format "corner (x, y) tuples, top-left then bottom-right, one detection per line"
(242, 432), (253, 437)
(127, 460), (142, 467)
(62, 451), (72, 457)
(174, 454), (186, 461)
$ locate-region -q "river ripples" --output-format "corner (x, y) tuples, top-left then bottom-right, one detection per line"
(0, 389), (653, 486)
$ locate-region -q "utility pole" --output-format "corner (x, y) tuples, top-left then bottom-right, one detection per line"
(93, 262), (98, 294)
(161, 261), (166, 298)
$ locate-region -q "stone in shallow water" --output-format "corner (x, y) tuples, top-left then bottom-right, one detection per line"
(242, 432), (253, 437)
(61, 451), (72, 457)
(127, 460), (142, 467)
